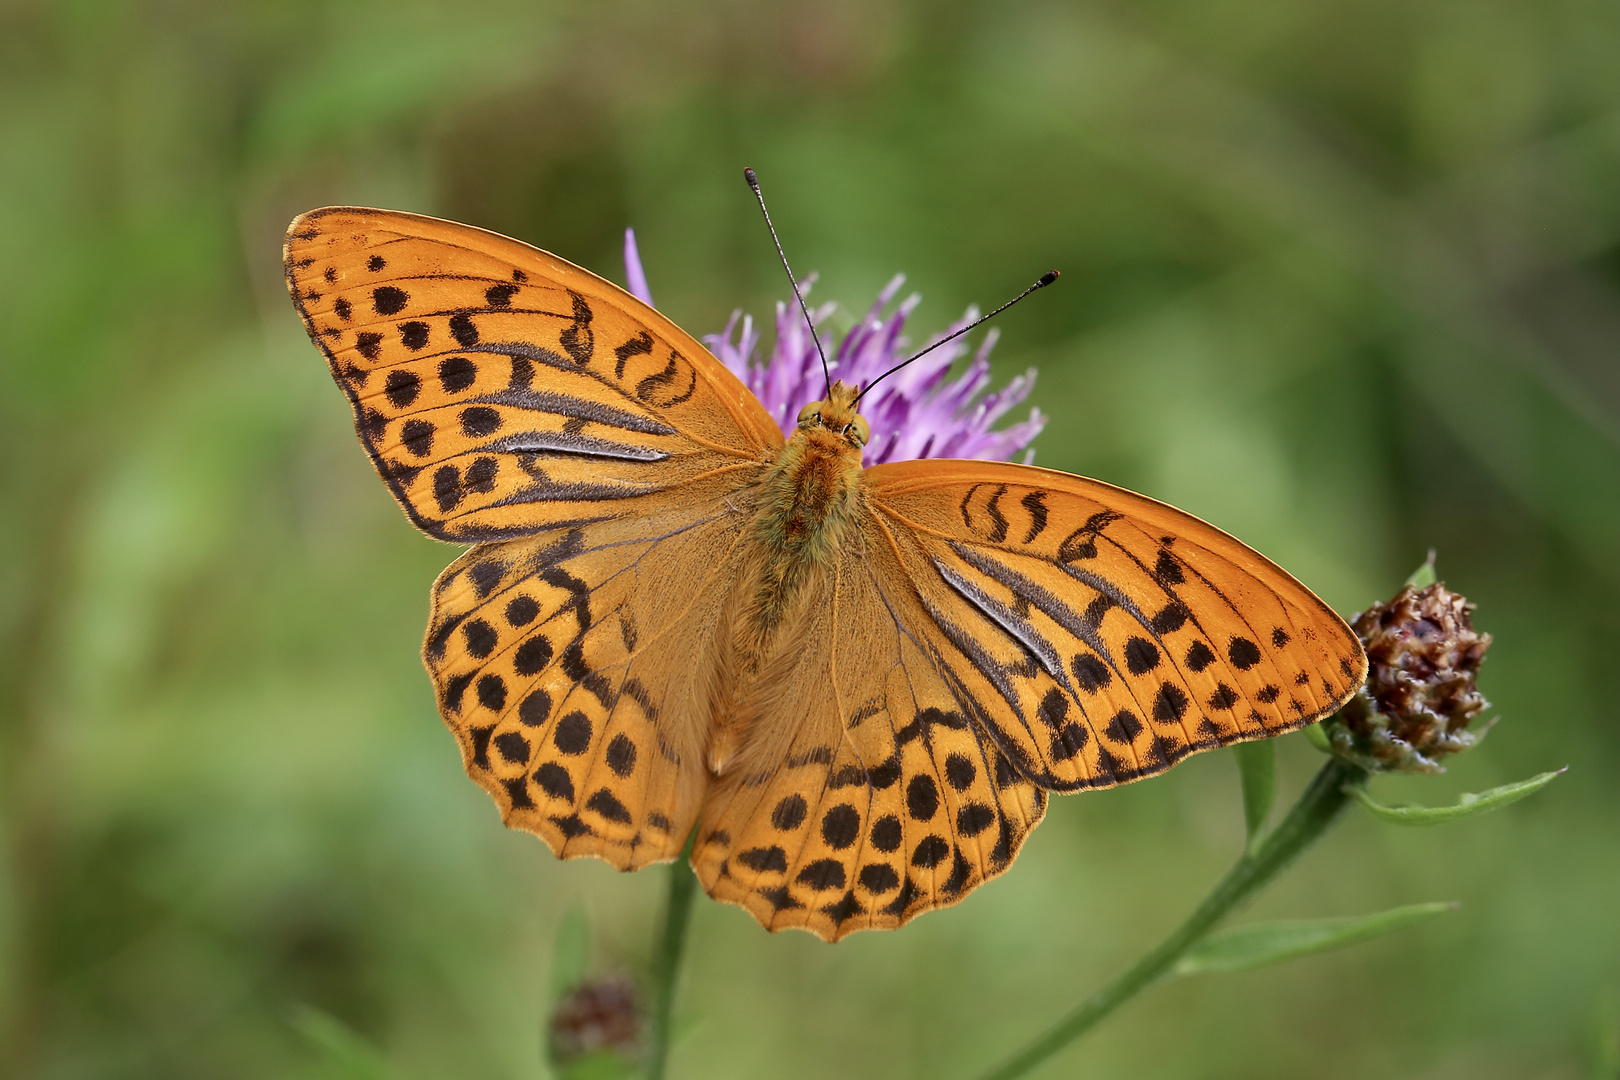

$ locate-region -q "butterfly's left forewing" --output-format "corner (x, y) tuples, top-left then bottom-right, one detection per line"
(866, 459), (1367, 793)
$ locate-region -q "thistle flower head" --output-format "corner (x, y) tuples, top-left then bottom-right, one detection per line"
(547, 975), (640, 1068)
(624, 230), (1045, 465)
(1324, 580), (1494, 774)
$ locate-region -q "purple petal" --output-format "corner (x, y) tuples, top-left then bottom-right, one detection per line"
(693, 263), (1044, 462)
(623, 228), (654, 308)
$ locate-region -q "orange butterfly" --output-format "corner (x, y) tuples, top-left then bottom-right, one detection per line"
(284, 207), (1366, 941)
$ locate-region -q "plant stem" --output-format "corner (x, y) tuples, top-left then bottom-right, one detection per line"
(975, 755), (1368, 1080)
(645, 835), (698, 1080)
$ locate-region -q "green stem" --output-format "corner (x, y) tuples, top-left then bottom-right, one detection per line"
(975, 755), (1368, 1080)
(645, 834), (698, 1080)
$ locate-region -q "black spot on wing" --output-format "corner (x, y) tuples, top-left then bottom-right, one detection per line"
(613, 331), (654, 378)
(797, 859), (845, 892)
(535, 762), (574, 801)
(1104, 709), (1142, 743)
(402, 419), (435, 457)
(450, 313), (480, 347)
(605, 734), (637, 778)
(1185, 640), (1216, 672)
(870, 815), (902, 853)
(1020, 490), (1048, 543)
(771, 795), (808, 831)
(384, 370), (420, 409)
(1056, 510), (1122, 563)
(586, 788), (632, 824)
(738, 846), (787, 873)
(400, 321), (429, 350)
(1124, 637), (1160, 675)
(559, 292), (594, 364)
(371, 286), (407, 315)
(439, 356), (477, 394)
(1229, 636), (1262, 670)
(984, 486), (1009, 542)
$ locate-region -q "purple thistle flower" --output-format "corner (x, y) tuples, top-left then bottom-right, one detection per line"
(623, 230), (1045, 466)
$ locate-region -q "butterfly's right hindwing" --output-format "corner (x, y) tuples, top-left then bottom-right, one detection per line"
(425, 501), (754, 870)
(691, 541), (1047, 941)
(284, 207), (781, 543)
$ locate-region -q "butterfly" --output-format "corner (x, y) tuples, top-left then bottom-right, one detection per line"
(284, 207), (1367, 941)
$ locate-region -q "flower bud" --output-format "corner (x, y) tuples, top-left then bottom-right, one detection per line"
(1323, 581), (1493, 773)
(547, 975), (641, 1069)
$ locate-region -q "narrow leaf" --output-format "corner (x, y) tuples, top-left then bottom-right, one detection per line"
(1175, 902), (1456, 976)
(290, 1004), (398, 1079)
(1406, 550), (1438, 588)
(1232, 740), (1276, 846)
(1591, 988), (1620, 1080)
(549, 904), (591, 999)
(1352, 769), (1564, 826)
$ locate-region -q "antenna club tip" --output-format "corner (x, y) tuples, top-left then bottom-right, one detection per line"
(743, 167), (759, 188)
(1038, 270), (1060, 287)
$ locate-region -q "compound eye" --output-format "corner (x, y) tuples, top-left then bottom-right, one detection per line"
(796, 402), (822, 426)
(847, 415), (871, 447)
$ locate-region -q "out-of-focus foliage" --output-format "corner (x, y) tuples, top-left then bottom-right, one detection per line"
(1, 1), (1616, 1077)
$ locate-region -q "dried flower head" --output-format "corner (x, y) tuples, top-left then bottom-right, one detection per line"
(1324, 581), (1494, 773)
(548, 975), (641, 1066)
(624, 229), (1046, 465)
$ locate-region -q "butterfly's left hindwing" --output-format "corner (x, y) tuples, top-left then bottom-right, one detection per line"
(865, 460), (1367, 793)
(284, 207), (781, 543)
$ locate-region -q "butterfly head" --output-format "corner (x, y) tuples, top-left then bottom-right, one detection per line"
(795, 379), (870, 450)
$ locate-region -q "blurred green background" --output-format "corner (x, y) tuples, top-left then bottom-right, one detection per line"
(3, 1), (1617, 1077)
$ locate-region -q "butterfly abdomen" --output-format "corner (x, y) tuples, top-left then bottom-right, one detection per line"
(705, 425), (866, 775)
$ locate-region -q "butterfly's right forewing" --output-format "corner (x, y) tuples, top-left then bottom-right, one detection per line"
(285, 208), (784, 868)
(284, 208), (780, 543)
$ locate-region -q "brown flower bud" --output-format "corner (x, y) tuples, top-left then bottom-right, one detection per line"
(548, 975), (641, 1067)
(1323, 581), (1493, 773)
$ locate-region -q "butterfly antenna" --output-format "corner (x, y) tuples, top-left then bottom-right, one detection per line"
(852, 270), (1059, 407)
(744, 167), (832, 399)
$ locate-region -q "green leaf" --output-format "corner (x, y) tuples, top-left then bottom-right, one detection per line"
(290, 1004), (399, 1079)
(554, 1049), (640, 1080)
(1232, 740), (1276, 847)
(1302, 721), (1333, 754)
(1590, 988), (1620, 1080)
(1175, 902), (1457, 977)
(1406, 550), (1438, 588)
(550, 904), (591, 1000)
(1351, 769), (1565, 825)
